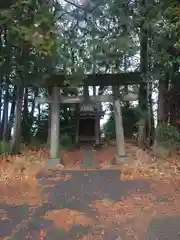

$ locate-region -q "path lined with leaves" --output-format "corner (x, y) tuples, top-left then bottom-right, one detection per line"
(0, 147), (180, 239)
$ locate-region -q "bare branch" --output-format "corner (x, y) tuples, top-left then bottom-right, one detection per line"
(62, 0), (84, 10)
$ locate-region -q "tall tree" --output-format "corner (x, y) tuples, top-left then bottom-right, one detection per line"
(0, 0), (59, 153)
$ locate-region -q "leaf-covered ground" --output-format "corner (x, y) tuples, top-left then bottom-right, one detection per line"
(0, 144), (180, 239)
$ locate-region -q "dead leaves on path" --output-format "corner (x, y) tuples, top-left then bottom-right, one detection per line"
(90, 179), (180, 240)
(0, 178), (47, 205)
(40, 176), (180, 240)
(43, 209), (93, 231)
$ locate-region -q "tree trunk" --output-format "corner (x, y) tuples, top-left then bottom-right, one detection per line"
(170, 89), (177, 127)
(30, 88), (38, 121)
(153, 75), (170, 156)
(1, 28), (11, 141)
(30, 88), (37, 122)
(28, 87), (38, 142)
(0, 81), (3, 134)
(21, 87), (29, 143)
(8, 86), (17, 140)
(158, 80), (166, 123)
(11, 86), (24, 154)
(124, 55), (130, 108)
(147, 82), (155, 147)
(138, 0), (149, 148)
(0, 83), (5, 140)
(170, 63), (179, 127)
(0, 30), (3, 132)
(2, 84), (9, 141)
(47, 87), (52, 145)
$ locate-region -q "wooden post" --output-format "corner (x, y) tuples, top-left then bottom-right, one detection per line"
(93, 86), (100, 146)
(95, 103), (100, 146)
(75, 105), (80, 145)
(48, 86), (61, 166)
(112, 86), (126, 164)
(83, 84), (89, 101)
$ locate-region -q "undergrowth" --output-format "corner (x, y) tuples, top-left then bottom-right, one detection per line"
(0, 147), (48, 182)
(155, 122), (180, 150)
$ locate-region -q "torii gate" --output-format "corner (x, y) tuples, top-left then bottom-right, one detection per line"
(36, 72), (142, 166)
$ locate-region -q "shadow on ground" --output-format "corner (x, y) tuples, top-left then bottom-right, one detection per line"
(145, 217), (180, 240)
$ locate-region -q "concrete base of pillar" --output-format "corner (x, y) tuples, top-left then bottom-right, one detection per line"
(115, 154), (129, 165)
(48, 158), (61, 166)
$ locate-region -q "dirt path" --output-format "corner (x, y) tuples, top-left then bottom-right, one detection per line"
(0, 147), (180, 239)
(0, 167), (180, 240)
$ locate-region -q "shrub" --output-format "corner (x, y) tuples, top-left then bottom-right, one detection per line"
(155, 122), (180, 149)
(60, 133), (74, 149)
(0, 141), (11, 155)
(104, 106), (139, 139)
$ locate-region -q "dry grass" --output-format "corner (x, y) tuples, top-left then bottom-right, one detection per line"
(0, 148), (48, 182)
(120, 144), (180, 181)
(0, 148), (49, 205)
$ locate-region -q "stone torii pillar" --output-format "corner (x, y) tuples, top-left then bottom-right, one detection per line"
(48, 86), (61, 166)
(112, 86), (126, 164)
